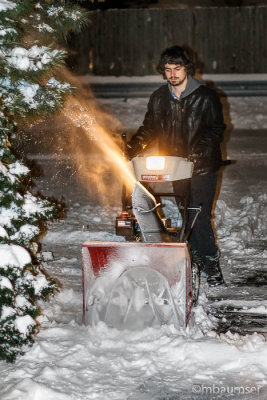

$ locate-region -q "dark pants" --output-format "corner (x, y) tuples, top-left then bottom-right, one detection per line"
(173, 172), (219, 258)
(187, 172), (219, 258)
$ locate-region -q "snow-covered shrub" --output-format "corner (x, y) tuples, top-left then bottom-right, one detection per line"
(0, 0), (87, 362)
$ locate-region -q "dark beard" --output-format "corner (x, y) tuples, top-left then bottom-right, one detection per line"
(167, 75), (187, 87)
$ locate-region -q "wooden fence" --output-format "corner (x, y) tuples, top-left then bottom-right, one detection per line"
(69, 7), (267, 75)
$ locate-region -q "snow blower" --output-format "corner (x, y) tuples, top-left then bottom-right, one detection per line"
(82, 150), (200, 330)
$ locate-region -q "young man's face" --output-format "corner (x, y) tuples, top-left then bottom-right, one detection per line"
(164, 63), (187, 87)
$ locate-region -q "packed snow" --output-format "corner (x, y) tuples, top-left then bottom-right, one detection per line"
(8, 161), (30, 176)
(6, 46), (63, 71)
(0, 0), (15, 12)
(0, 92), (267, 399)
(14, 315), (35, 337)
(0, 276), (13, 290)
(0, 244), (31, 269)
(17, 82), (40, 108)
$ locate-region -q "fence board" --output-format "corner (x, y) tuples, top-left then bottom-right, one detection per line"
(255, 7), (267, 73)
(83, 7), (267, 75)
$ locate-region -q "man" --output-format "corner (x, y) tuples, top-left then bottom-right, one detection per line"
(126, 45), (226, 286)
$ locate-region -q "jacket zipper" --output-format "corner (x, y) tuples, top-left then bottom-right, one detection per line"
(177, 100), (184, 132)
(176, 100), (187, 155)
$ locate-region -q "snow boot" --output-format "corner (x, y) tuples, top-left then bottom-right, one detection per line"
(204, 255), (225, 287)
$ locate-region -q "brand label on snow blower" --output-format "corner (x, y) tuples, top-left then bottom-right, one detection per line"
(141, 174), (170, 181)
(117, 220), (132, 227)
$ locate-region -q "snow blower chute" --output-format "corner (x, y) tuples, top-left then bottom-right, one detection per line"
(82, 153), (200, 330)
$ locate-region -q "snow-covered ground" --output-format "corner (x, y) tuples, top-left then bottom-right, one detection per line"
(0, 94), (267, 399)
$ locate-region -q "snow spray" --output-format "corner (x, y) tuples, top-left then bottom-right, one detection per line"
(58, 69), (136, 205)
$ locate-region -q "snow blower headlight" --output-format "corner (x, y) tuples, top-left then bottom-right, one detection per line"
(146, 156), (165, 170)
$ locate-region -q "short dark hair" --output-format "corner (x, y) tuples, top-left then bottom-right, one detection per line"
(157, 45), (195, 78)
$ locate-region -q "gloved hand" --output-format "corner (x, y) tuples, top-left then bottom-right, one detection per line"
(188, 142), (212, 175)
(188, 152), (202, 163)
(125, 141), (143, 160)
(188, 142), (209, 163)
(188, 150), (207, 166)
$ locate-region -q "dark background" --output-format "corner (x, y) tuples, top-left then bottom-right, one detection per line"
(67, 1), (267, 75)
(74, 0), (267, 9)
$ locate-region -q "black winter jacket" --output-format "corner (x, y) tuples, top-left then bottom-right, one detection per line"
(129, 82), (226, 176)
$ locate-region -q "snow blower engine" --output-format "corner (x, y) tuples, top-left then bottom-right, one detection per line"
(81, 134), (201, 331)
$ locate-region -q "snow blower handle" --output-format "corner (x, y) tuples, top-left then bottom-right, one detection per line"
(121, 132), (131, 212)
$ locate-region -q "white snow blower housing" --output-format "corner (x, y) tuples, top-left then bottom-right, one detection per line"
(82, 153), (200, 331)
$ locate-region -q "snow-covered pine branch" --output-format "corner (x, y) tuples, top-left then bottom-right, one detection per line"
(0, 0), (87, 362)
